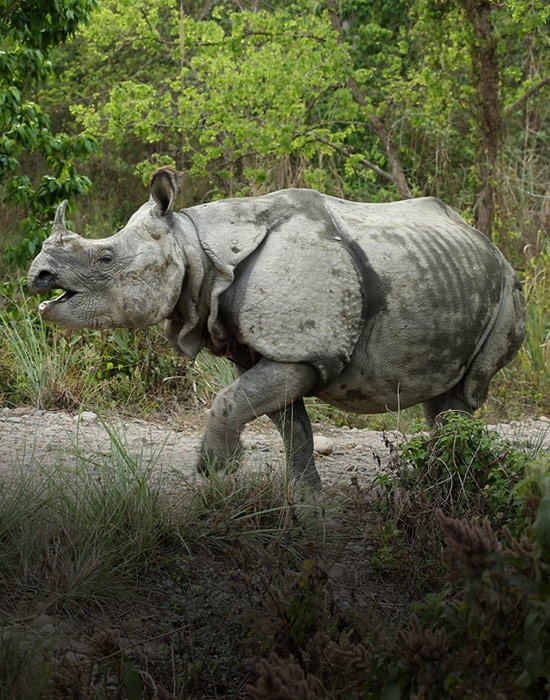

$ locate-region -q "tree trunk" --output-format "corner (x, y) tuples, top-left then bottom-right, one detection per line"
(459, 0), (502, 237)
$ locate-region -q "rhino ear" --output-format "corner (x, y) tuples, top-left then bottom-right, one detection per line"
(150, 168), (178, 216)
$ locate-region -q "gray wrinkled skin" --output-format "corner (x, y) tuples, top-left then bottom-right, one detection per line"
(28, 169), (526, 488)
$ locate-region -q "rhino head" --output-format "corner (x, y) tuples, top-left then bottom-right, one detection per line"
(27, 169), (185, 330)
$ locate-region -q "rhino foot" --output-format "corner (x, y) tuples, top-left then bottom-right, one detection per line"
(196, 442), (244, 476)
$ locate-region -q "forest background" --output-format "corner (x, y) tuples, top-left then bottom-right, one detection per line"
(1, 0), (550, 418)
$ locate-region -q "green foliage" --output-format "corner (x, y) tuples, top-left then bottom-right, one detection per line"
(286, 559), (325, 645)
(371, 414), (538, 597)
(365, 487), (550, 699)
(0, 0), (98, 269)
(0, 631), (52, 700)
(66, 2), (366, 198)
(397, 413), (529, 525)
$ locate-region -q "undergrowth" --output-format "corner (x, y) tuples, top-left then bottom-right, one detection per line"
(244, 416), (550, 700)
(0, 415), (548, 698)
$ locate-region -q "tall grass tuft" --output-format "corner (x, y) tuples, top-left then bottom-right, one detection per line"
(0, 429), (174, 616)
(0, 631), (52, 700)
(0, 283), (98, 409)
(485, 244), (550, 419)
(178, 466), (328, 555)
(519, 245), (550, 374)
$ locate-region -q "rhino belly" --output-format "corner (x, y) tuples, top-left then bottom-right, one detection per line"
(317, 331), (469, 413)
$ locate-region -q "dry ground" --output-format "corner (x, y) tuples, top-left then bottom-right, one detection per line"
(1, 407), (549, 698)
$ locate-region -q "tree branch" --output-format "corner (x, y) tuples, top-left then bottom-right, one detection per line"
(314, 136), (396, 184)
(325, 0), (412, 198)
(504, 77), (550, 119)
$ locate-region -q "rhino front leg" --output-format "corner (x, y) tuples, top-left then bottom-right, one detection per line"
(197, 358), (319, 485)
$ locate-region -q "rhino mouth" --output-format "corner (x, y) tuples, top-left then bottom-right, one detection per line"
(38, 289), (78, 315)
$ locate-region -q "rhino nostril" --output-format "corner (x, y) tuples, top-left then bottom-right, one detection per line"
(30, 269), (57, 292)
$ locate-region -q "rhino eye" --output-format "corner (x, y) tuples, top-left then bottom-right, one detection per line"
(98, 251), (114, 264)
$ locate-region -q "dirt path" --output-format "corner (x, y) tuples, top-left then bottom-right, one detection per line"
(1, 406), (549, 486)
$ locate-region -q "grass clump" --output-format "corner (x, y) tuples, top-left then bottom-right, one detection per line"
(0, 431), (174, 616)
(177, 465), (328, 556)
(486, 243), (550, 421)
(0, 630), (52, 700)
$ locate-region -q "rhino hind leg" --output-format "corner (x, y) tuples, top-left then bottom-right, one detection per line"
(267, 398), (321, 489)
(197, 359), (320, 486)
(422, 384), (479, 427)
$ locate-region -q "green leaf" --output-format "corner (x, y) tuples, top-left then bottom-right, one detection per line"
(122, 661), (143, 700)
(523, 646), (546, 681)
(380, 682), (402, 700)
(534, 496), (550, 553)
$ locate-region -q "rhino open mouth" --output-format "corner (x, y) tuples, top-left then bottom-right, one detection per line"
(38, 289), (78, 314)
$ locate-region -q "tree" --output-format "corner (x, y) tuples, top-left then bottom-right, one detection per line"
(403, 0), (550, 238)
(31, 0), (550, 246)
(0, 0), (98, 266)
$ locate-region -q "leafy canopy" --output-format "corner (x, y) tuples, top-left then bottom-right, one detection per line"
(0, 0), (98, 265)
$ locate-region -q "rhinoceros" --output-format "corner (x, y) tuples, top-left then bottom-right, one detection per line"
(28, 168), (526, 488)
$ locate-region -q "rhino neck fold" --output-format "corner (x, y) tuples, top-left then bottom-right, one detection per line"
(170, 201), (271, 359)
(165, 212), (215, 360)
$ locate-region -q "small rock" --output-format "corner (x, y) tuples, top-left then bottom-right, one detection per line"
(538, 416), (550, 423)
(74, 411), (98, 424)
(64, 650), (88, 664)
(327, 563), (347, 582)
(32, 614), (55, 629)
(6, 417), (22, 424)
(314, 435), (334, 455)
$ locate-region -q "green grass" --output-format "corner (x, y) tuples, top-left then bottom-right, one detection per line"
(177, 465), (329, 556)
(484, 245), (550, 420)
(0, 630), (52, 700)
(0, 428), (174, 616)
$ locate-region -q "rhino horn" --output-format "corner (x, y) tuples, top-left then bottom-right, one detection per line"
(49, 200), (82, 245)
(49, 200), (69, 242)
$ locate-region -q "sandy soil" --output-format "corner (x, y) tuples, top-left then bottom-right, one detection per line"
(1, 406), (549, 486)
